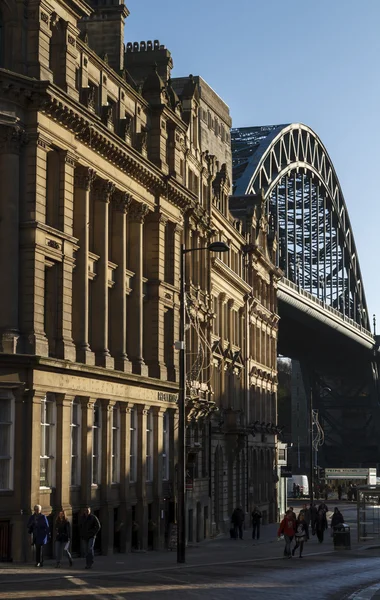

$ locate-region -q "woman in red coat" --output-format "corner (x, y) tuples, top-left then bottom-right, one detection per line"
(278, 509), (296, 558)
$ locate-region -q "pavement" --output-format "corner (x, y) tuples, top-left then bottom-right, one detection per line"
(1, 501), (380, 599)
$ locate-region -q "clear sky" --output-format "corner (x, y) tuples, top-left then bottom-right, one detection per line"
(127, 0), (380, 328)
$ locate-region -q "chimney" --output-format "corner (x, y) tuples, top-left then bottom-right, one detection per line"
(125, 40), (173, 87)
(78, 0), (129, 72)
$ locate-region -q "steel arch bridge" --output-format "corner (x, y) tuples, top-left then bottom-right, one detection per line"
(231, 123), (370, 333)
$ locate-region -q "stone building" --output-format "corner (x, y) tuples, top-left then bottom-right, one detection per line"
(0, 0), (280, 560)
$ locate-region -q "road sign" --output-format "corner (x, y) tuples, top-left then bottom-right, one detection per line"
(280, 466), (292, 478)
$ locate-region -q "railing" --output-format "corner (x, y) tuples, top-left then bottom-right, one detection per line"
(279, 278), (373, 339)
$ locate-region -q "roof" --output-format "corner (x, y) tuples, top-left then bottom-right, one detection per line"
(231, 125), (288, 195)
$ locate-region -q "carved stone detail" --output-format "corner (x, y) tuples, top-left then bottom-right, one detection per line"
(74, 168), (96, 191)
(93, 179), (115, 203)
(113, 191), (132, 214)
(128, 202), (150, 223)
(0, 124), (28, 154)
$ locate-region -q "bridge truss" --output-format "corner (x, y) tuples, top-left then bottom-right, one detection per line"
(232, 124), (370, 330)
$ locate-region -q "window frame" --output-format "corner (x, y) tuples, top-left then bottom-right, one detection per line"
(162, 411), (170, 481)
(70, 399), (81, 487)
(146, 410), (154, 482)
(40, 394), (56, 489)
(0, 390), (15, 491)
(91, 402), (101, 486)
(129, 407), (137, 483)
(111, 404), (120, 484)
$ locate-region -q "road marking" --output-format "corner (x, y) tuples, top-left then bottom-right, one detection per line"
(348, 583), (380, 599)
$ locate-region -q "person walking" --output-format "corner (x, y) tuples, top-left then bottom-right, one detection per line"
(315, 508), (328, 543)
(79, 507), (101, 569)
(55, 510), (73, 568)
(309, 502), (318, 535)
(292, 513), (309, 558)
(337, 484), (343, 501)
(251, 507), (262, 541)
(27, 505), (50, 567)
(318, 501), (328, 514)
(278, 509), (296, 558)
(331, 506), (344, 535)
(231, 506), (245, 540)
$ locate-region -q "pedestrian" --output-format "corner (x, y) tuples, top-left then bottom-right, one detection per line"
(315, 508), (328, 543)
(55, 510), (73, 568)
(288, 506), (297, 520)
(337, 484), (342, 501)
(293, 482), (297, 498)
(324, 484), (329, 501)
(309, 502), (318, 535)
(331, 507), (344, 534)
(318, 501), (328, 514)
(251, 506), (262, 541)
(353, 484), (357, 501)
(292, 513), (309, 558)
(296, 484), (300, 498)
(298, 503), (310, 525)
(278, 509), (296, 558)
(231, 506), (245, 540)
(27, 504), (50, 567)
(79, 506), (101, 569)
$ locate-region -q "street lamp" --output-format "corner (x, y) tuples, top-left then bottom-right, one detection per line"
(177, 240), (229, 564)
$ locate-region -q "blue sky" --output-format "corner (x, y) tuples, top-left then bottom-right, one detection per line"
(127, 0), (380, 327)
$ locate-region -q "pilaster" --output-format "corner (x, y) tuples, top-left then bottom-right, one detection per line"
(152, 406), (165, 549)
(119, 402), (133, 552)
(110, 192), (132, 373)
(127, 202), (149, 376)
(136, 405), (149, 549)
(0, 120), (27, 352)
(55, 394), (75, 510)
(92, 179), (115, 369)
(80, 396), (96, 507)
(100, 399), (116, 555)
(73, 168), (96, 365)
(143, 211), (168, 379)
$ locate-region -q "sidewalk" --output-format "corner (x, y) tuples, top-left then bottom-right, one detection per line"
(0, 521), (344, 584)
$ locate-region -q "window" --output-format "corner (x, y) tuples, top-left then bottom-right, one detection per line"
(70, 399), (81, 486)
(162, 412), (170, 480)
(146, 410), (153, 481)
(130, 408), (137, 482)
(111, 405), (120, 483)
(0, 391), (14, 490)
(92, 403), (101, 485)
(40, 394), (56, 488)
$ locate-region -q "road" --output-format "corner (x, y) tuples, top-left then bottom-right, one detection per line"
(1, 503), (379, 600)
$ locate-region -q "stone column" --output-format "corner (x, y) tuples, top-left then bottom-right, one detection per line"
(136, 405), (149, 549)
(110, 192), (132, 373)
(119, 403), (132, 552)
(152, 406), (165, 549)
(92, 179), (115, 369)
(20, 134), (50, 356)
(100, 399), (116, 555)
(56, 154), (77, 361)
(0, 120), (26, 352)
(143, 211), (168, 380)
(55, 394), (75, 512)
(80, 397), (95, 507)
(127, 202), (149, 376)
(73, 168), (96, 365)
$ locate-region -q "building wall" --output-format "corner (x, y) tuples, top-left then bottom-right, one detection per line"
(0, 0), (280, 561)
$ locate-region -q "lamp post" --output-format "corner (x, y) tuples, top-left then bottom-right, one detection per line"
(309, 385), (314, 505)
(177, 240), (229, 564)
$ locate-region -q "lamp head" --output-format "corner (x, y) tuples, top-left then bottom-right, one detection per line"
(207, 241), (230, 253)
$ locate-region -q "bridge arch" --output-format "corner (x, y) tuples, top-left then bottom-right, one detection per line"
(231, 124), (369, 329)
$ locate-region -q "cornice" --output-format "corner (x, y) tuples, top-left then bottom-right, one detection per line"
(211, 257), (251, 295)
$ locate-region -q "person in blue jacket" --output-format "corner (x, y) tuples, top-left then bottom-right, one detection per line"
(27, 505), (50, 567)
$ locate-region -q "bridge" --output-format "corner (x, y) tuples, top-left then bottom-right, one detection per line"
(231, 123), (380, 467)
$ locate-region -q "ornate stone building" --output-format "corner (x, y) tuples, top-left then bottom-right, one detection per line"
(0, 0), (280, 560)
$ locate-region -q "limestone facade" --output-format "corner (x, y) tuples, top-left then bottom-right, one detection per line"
(0, 0), (280, 561)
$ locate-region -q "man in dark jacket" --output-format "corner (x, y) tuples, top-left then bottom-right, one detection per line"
(79, 507), (101, 569)
(251, 507), (262, 541)
(27, 505), (50, 567)
(231, 506), (245, 540)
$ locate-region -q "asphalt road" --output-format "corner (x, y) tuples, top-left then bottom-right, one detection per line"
(1, 503), (379, 600)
